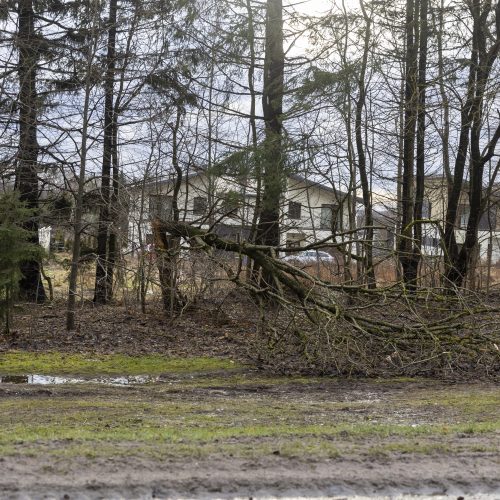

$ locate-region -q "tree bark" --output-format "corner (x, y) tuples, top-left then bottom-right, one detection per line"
(398, 0), (421, 289)
(246, 0), (262, 248)
(412, 0), (428, 275)
(154, 110), (185, 314)
(355, 0), (376, 289)
(255, 0), (285, 288)
(94, 0), (117, 304)
(15, 0), (45, 302)
(66, 3), (99, 330)
(105, 118), (119, 301)
(444, 0), (500, 287)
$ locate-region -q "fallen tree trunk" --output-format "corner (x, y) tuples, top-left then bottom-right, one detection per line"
(155, 219), (500, 341)
(154, 219), (500, 377)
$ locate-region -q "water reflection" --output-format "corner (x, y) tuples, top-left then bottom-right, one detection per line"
(0, 374), (160, 385)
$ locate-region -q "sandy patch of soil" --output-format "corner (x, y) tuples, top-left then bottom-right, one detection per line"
(1, 454), (499, 499)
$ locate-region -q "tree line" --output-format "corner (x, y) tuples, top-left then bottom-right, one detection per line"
(0, 0), (499, 333)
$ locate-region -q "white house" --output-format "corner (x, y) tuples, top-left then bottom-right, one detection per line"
(127, 169), (354, 253)
(421, 176), (500, 263)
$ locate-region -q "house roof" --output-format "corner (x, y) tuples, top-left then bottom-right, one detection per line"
(129, 168), (360, 202)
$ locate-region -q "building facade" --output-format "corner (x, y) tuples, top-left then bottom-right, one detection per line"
(127, 170), (353, 253)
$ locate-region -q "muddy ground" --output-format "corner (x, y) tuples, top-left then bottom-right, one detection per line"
(1, 370), (499, 499)
(0, 303), (499, 498)
(2, 454), (500, 499)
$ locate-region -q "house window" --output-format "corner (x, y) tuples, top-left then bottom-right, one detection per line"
(149, 194), (172, 221)
(422, 235), (439, 248)
(320, 204), (339, 230)
(457, 204), (469, 229)
(288, 201), (301, 220)
(193, 196), (207, 215)
(287, 232), (305, 248)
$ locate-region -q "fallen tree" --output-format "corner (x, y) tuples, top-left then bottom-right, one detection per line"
(153, 218), (500, 378)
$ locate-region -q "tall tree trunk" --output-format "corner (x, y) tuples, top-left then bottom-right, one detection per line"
(255, 0), (285, 288)
(340, 0), (357, 282)
(15, 0), (45, 302)
(442, 4), (478, 286)
(245, 0), (263, 280)
(105, 120), (119, 301)
(412, 0), (428, 276)
(435, 0), (451, 184)
(66, 2), (100, 330)
(105, 1), (141, 301)
(398, 0), (419, 289)
(355, 0), (376, 289)
(246, 0), (261, 246)
(153, 110), (184, 314)
(94, 0), (117, 304)
(444, 0), (500, 287)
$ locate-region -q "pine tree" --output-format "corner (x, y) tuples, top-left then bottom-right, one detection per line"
(0, 194), (42, 335)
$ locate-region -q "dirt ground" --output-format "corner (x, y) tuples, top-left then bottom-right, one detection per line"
(0, 299), (256, 361)
(1, 372), (499, 499)
(1, 302), (500, 498)
(1, 454), (500, 499)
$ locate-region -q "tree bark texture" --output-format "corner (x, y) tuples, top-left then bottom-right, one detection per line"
(255, 0), (285, 288)
(355, 0), (376, 289)
(94, 0), (118, 304)
(398, 0), (419, 289)
(15, 0), (46, 302)
(444, 0), (500, 287)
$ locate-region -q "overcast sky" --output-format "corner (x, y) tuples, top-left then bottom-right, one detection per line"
(291, 0), (359, 15)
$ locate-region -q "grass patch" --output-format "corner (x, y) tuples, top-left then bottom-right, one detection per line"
(403, 389), (500, 419)
(0, 352), (241, 376)
(1, 371), (499, 462)
(1, 391), (500, 460)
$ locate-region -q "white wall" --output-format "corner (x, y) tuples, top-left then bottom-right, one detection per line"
(127, 173), (351, 251)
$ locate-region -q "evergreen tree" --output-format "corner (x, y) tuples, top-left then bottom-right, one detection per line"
(0, 194), (42, 335)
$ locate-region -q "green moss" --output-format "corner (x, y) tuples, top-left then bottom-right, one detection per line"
(0, 352), (241, 376)
(372, 377), (425, 384)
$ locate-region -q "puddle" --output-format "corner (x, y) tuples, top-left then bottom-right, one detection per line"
(0, 374), (161, 385)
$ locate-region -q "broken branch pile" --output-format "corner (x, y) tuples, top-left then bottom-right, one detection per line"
(156, 219), (500, 378)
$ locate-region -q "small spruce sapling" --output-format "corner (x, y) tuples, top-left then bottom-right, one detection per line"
(0, 194), (42, 335)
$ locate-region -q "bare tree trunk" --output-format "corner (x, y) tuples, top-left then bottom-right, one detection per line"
(255, 0), (285, 288)
(154, 110), (184, 314)
(444, 0), (500, 287)
(105, 1), (142, 301)
(105, 120), (119, 301)
(94, 0), (117, 304)
(412, 0), (428, 279)
(246, 0), (261, 247)
(66, 2), (99, 330)
(355, 0), (376, 289)
(15, 0), (45, 302)
(435, 0), (451, 184)
(398, 0), (419, 289)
